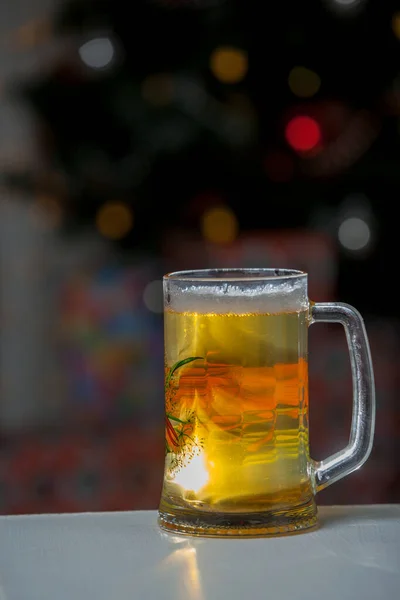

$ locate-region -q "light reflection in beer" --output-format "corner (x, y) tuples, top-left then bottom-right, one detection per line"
(173, 450), (209, 495)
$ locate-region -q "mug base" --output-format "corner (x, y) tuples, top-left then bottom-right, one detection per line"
(158, 497), (318, 538)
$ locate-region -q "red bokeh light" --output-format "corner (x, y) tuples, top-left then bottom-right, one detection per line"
(285, 115), (322, 152)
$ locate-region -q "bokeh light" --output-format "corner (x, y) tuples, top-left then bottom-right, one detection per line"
(95, 201), (134, 240)
(285, 115), (322, 152)
(336, 193), (376, 256)
(392, 13), (400, 40)
(200, 205), (238, 244)
(332, 0), (361, 4)
(209, 46), (248, 84)
(79, 37), (115, 69)
(338, 216), (371, 251)
(288, 66), (321, 98)
(150, 0), (226, 7)
(325, 0), (366, 15)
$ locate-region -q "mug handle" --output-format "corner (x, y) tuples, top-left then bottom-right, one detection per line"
(309, 302), (376, 492)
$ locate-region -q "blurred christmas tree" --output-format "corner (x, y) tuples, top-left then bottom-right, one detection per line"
(3, 0), (400, 260)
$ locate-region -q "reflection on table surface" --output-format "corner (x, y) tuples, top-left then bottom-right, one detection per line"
(0, 506), (398, 600)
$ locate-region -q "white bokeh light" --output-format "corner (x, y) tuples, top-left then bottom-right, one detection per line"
(336, 192), (376, 256)
(143, 280), (163, 313)
(79, 37), (115, 69)
(338, 216), (371, 251)
(324, 0), (367, 16)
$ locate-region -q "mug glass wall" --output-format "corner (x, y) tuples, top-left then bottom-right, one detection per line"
(158, 269), (375, 537)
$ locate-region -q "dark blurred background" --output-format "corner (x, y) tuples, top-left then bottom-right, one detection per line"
(0, 0), (398, 514)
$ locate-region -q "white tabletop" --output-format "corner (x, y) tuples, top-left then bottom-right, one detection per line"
(0, 505), (399, 600)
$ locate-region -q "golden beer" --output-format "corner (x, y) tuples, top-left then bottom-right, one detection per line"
(159, 308), (314, 534)
(158, 268), (375, 537)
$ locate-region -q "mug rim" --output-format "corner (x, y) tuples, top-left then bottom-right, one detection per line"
(164, 268), (307, 282)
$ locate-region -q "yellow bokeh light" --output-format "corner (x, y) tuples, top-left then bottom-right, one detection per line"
(210, 46), (248, 84)
(201, 205), (238, 244)
(288, 66), (321, 98)
(392, 13), (400, 39)
(96, 201), (134, 240)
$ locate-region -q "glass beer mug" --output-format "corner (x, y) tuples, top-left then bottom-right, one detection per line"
(158, 269), (375, 537)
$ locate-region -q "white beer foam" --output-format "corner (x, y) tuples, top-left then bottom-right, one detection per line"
(166, 279), (308, 314)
